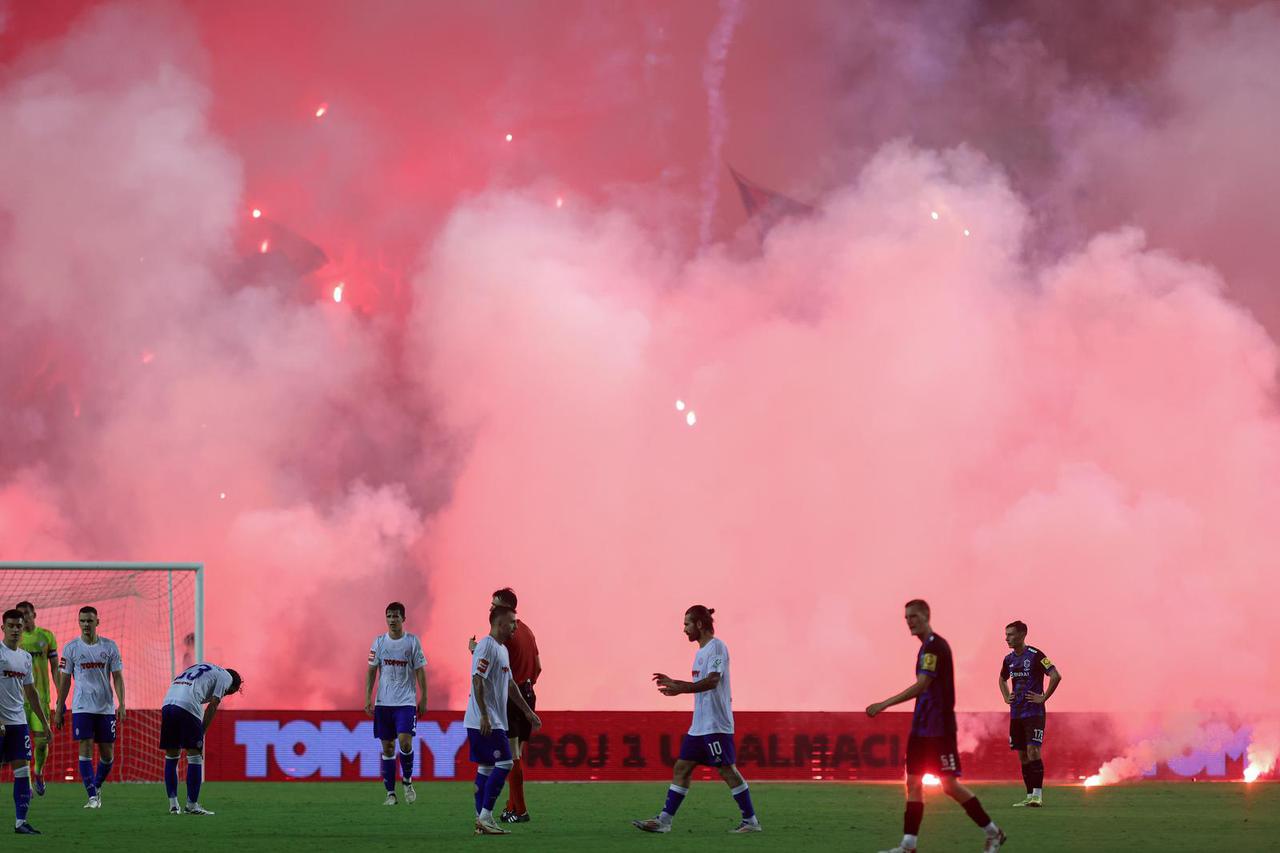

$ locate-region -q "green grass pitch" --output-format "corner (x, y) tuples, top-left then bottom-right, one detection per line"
(9, 780), (1277, 851)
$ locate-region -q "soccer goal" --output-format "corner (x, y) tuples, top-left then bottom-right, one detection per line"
(0, 562), (203, 783)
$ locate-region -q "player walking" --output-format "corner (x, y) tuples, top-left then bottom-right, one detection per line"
(632, 605), (761, 835)
(466, 605), (541, 836)
(468, 588), (541, 823)
(364, 601), (427, 806)
(14, 602), (56, 796)
(867, 600), (1005, 853)
(54, 606), (125, 808)
(1000, 619), (1061, 807)
(159, 662), (242, 815)
(2, 608), (49, 834)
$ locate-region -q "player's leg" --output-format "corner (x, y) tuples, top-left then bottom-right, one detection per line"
(716, 760), (762, 833)
(5, 724), (38, 833)
(472, 730), (513, 834)
(95, 736), (116, 799)
(373, 706), (398, 803)
(75, 735), (98, 805)
(502, 686), (533, 822)
(24, 704), (48, 796)
(182, 746), (213, 814)
(879, 736), (927, 853)
(1025, 732), (1045, 804)
(396, 729), (417, 803)
(632, 749), (697, 833)
(159, 706), (186, 812)
(940, 775), (1004, 851)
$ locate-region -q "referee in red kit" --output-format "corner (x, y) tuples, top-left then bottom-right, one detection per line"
(470, 587), (541, 823)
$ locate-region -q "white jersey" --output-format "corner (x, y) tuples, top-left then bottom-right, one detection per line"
(60, 636), (123, 715)
(163, 663), (233, 721)
(0, 643), (35, 726)
(463, 636), (510, 731)
(369, 632), (427, 707)
(688, 636), (733, 735)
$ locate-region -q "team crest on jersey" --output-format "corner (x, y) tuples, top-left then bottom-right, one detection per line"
(921, 653), (938, 672)
(1023, 659), (1031, 669)
(477, 658), (490, 674)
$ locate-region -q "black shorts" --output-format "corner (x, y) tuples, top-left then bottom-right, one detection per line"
(1009, 716), (1045, 752)
(906, 733), (961, 777)
(506, 683), (537, 741)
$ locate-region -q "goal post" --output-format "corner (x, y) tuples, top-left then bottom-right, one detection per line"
(0, 561), (203, 782)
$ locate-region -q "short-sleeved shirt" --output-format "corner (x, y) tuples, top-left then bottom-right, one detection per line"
(60, 637), (124, 715)
(507, 621), (539, 685)
(463, 636), (510, 731)
(1001, 645), (1057, 720)
(689, 637), (733, 736)
(911, 633), (956, 738)
(19, 627), (56, 700)
(0, 644), (35, 726)
(162, 663), (234, 721)
(369, 632), (427, 707)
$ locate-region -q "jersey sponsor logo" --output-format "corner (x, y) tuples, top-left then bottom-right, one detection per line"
(3, 670), (26, 679)
(382, 658), (409, 668)
(921, 653), (938, 672)
(477, 658), (490, 674)
(80, 661), (108, 670)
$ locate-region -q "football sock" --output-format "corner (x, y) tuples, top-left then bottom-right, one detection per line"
(505, 758), (525, 813)
(1021, 761), (1034, 794)
(474, 767), (492, 815)
(13, 767), (31, 824)
(398, 747), (413, 783)
(730, 782), (756, 820)
(961, 795), (993, 829)
(662, 784), (688, 820)
(186, 755), (203, 803)
(483, 761), (512, 811)
(380, 756), (397, 793)
(1028, 759), (1045, 791)
(96, 758), (114, 788)
(78, 758), (97, 796)
(164, 756), (180, 799)
(904, 800), (924, 835)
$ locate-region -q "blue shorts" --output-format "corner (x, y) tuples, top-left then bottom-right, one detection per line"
(679, 733), (736, 767)
(158, 705), (204, 751)
(373, 705), (418, 741)
(0, 723), (32, 763)
(72, 712), (118, 744)
(467, 727), (512, 766)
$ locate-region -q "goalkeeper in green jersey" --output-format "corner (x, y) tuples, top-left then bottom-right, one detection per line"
(16, 601), (58, 796)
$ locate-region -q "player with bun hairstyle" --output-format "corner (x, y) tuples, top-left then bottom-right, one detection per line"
(632, 605), (761, 835)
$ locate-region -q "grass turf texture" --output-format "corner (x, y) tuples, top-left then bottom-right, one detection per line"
(6, 781), (1277, 851)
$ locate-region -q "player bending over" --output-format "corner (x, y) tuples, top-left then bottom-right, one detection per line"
(54, 606), (126, 809)
(466, 605), (541, 836)
(159, 662), (242, 815)
(15, 602), (56, 796)
(633, 605), (761, 835)
(364, 601), (427, 805)
(2, 608), (49, 834)
(1000, 619), (1061, 807)
(867, 599), (1005, 853)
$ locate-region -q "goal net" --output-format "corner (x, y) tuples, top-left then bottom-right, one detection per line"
(0, 562), (202, 783)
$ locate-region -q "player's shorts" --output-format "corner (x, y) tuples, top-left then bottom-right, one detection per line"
(1009, 715), (1046, 752)
(373, 705), (418, 741)
(159, 705), (204, 751)
(24, 703), (50, 738)
(506, 683), (537, 741)
(0, 723), (33, 763)
(906, 733), (962, 777)
(72, 712), (118, 744)
(467, 727), (512, 766)
(678, 732), (737, 767)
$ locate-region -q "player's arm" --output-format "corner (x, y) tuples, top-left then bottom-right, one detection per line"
(472, 673), (491, 735)
(653, 671), (720, 696)
(46, 633), (59, 685)
(54, 669), (71, 728)
(364, 665), (378, 716)
(415, 666), (428, 715)
(201, 696), (221, 732)
(507, 676), (542, 731)
(532, 654), (542, 682)
(998, 661), (1012, 705)
(1029, 665), (1062, 705)
(113, 670), (127, 721)
(22, 684), (50, 730)
(865, 673), (933, 717)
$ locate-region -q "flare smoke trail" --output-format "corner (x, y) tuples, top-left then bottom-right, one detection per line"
(1, 1), (1279, 734)
(697, 0), (744, 248)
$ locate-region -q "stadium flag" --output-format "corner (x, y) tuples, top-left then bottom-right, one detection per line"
(729, 165), (815, 240)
